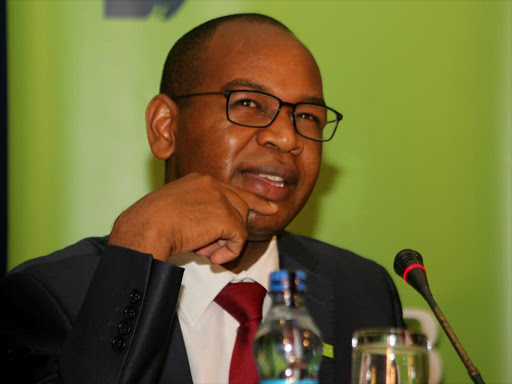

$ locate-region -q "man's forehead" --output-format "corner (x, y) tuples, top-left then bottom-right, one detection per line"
(199, 21), (323, 100)
(210, 21), (303, 56)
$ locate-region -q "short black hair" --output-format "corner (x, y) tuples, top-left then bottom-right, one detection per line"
(159, 13), (293, 98)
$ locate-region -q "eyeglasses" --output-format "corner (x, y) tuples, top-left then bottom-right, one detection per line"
(172, 90), (343, 142)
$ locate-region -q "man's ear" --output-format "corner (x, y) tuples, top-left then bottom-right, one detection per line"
(146, 94), (179, 160)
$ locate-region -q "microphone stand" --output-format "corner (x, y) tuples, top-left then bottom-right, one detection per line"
(420, 288), (484, 384)
(396, 252), (485, 384)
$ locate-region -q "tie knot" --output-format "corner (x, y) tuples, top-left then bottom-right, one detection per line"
(214, 282), (266, 324)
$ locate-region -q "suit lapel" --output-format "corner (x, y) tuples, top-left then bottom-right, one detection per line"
(158, 317), (193, 384)
(277, 232), (336, 383)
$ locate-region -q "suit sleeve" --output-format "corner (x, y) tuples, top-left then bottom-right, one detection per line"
(1, 244), (184, 384)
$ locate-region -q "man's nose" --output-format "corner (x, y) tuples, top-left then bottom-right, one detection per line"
(255, 108), (303, 155)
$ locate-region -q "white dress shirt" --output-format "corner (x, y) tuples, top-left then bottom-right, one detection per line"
(169, 237), (279, 384)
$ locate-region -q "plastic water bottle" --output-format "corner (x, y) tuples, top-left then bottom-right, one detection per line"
(253, 270), (323, 384)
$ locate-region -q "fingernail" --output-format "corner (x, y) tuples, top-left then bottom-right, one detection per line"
(269, 202), (277, 209)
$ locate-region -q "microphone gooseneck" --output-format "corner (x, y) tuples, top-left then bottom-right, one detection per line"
(394, 249), (485, 384)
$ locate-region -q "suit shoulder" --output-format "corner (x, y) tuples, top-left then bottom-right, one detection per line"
(278, 231), (386, 274)
(3, 237), (109, 320)
(9, 236), (108, 275)
(278, 232), (404, 328)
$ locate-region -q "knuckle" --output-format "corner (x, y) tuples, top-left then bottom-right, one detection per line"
(240, 201), (250, 220)
(201, 174), (216, 186)
(184, 172), (200, 181)
(230, 204), (246, 223)
(210, 189), (225, 202)
(239, 227), (248, 242)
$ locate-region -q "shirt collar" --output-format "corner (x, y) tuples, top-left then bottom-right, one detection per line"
(170, 236), (279, 327)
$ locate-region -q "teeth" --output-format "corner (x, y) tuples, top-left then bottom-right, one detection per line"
(258, 173), (284, 182)
(256, 173), (285, 188)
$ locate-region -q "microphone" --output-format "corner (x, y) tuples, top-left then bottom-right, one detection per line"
(394, 249), (485, 384)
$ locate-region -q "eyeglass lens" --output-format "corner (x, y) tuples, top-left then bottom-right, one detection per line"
(227, 91), (337, 141)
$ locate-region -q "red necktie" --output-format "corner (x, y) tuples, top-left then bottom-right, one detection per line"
(214, 282), (266, 384)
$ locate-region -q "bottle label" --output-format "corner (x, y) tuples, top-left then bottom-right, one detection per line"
(261, 380), (318, 384)
(322, 342), (334, 358)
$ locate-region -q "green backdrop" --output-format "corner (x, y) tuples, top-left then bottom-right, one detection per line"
(8, 1), (511, 383)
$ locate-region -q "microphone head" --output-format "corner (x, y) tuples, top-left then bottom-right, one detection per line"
(394, 249), (432, 298)
(394, 249), (424, 277)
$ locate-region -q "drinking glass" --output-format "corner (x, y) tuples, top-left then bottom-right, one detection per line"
(351, 328), (430, 384)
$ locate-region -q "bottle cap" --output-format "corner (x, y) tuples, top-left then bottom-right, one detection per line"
(269, 270), (306, 293)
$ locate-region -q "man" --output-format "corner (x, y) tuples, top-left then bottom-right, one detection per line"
(1, 14), (403, 384)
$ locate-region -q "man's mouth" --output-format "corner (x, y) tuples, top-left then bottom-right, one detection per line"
(256, 173), (286, 188)
(237, 165), (297, 202)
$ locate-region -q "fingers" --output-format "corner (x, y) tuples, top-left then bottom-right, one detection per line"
(194, 240), (226, 257)
(190, 179), (276, 262)
(110, 172), (278, 264)
(209, 247), (238, 265)
(194, 219), (247, 264)
(196, 239), (237, 264)
(209, 231), (246, 265)
(223, 184), (278, 216)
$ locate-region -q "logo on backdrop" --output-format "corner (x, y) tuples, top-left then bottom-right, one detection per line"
(104, 0), (185, 19)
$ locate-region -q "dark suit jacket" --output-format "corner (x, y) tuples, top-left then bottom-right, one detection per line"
(0, 231), (403, 384)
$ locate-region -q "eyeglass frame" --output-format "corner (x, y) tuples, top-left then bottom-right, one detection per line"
(171, 89), (343, 142)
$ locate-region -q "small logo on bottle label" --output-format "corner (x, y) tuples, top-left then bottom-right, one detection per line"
(322, 342), (334, 358)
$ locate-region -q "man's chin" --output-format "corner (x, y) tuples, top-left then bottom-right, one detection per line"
(246, 207), (298, 241)
(246, 231), (275, 242)
(246, 218), (288, 242)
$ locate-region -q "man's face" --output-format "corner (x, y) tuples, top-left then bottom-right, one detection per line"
(171, 22), (323, 241)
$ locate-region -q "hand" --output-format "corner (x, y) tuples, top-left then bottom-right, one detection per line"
(108, 173), (278, 264)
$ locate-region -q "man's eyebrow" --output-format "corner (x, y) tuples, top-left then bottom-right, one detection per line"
(223, 79), (268, 92)
(223, 78), (326, 106)
(302, 96), (326, 106)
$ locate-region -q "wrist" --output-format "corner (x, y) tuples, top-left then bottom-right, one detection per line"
(109, 212), (172, 262)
